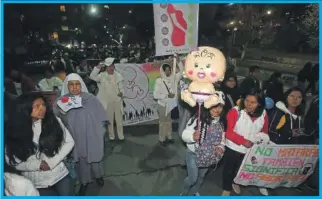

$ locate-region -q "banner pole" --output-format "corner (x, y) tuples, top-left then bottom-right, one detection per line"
(173, 54), (177, 96)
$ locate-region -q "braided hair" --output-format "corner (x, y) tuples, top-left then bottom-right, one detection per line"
(187, 104), (224, 144)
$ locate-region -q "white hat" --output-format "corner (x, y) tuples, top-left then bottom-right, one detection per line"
(209, 91), (225, 108)
(216, 91), (225, 105)
(103, 57), (115, 66)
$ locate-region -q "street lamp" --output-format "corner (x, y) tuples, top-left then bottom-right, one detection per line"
(229, 21), (235, 25)
(233, 27), (238, 31)
(267, 10), (272, 15)
(90, 6), (97, 14)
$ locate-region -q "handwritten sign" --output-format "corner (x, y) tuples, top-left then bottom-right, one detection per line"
(57, 96), (83, 113)
(234, 145), (319, 188)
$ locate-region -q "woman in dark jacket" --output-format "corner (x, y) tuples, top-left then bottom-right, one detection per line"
(220, 72), (240, 115)
(268, 87), (306, 144)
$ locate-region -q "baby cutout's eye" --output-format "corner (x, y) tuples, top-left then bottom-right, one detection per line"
(206, 64), (211, 68)
(194, 63), (198, 68)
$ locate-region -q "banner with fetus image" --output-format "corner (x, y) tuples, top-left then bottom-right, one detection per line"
(115, 59), (174, 126)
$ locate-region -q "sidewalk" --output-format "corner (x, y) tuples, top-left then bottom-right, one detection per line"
(82, 124), (318, 196)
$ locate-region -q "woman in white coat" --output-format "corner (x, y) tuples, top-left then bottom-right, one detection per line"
(5, 93), (75, 196)
(4, 162), (39, 196)
(90, 57), (125, 141)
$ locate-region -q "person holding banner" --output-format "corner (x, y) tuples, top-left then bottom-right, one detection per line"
(90, 57), (125, 141)
(222, 90), (269, 196)
(153, 55), (184, 146)
(180, 92), (226, 196)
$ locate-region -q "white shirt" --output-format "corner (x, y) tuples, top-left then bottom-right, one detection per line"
(6, 117), (75, 188)
(4, 172), (39, 196)
(90, 67), (124, 110)
(182, 118), (225, 153)
(38, 77), (63, 91)
(153, 62), (184, 107)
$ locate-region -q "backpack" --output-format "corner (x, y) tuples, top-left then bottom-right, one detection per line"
(195, 121), (225, 168)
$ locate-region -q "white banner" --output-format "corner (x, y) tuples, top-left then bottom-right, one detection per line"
(234, 145), (319, 189)
(115, 63), (159, 126)
(153, 4), (199, 56)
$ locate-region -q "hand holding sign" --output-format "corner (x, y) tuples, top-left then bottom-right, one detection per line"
(243, 140), (254, 148)
(57, 96), (83, 113)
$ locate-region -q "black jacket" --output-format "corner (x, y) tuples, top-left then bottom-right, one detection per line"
(268, 102), (305, 144)
(304, 96), (319, 143)
(239, 75), (260, 96)
(263, 79), (284, 103)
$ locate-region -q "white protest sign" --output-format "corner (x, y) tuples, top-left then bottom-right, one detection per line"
(153, 4), (199, 56)
(234, 145), (319, 189)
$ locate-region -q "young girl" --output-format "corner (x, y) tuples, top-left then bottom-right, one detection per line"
(5, 93), (75, 196)
(181, 92), (226, 196)
(222, 90), (269, 196)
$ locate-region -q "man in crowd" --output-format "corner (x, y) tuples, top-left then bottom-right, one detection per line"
(90, 57), (125, 141)
(4, 67), (35, 97)
(38, 67), (64, 91)
(239, 65), (261, 96)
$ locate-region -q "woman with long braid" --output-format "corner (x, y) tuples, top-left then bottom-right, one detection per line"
(180, 92), (226, 196)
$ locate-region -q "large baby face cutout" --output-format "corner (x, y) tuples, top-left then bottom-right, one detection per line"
(185, 47), (226, 83)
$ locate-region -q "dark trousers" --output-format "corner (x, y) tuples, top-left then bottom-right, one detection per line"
(222, 147), (245, 191)
(38, 175), (73, 196)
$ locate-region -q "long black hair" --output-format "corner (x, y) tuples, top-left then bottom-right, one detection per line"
(4, 161), (21, 175)
(283, 87), (306, 116)
(5, 93), (64, 165)
(188, 104), (225, 143)
(238, 89), (265, 118)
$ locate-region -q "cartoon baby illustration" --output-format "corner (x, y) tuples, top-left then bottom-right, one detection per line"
(182, 46), (226, 108)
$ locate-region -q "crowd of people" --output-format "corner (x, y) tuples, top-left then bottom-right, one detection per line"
(3, 49), (319, 196)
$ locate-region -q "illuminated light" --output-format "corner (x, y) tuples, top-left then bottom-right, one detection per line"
(90, 6), (97, 14)
(104, 5), (109, 9)
(234, 27), (238, 31)
(267, 10), (272, 15)
(230, 21), (235, 25)
(60, 5), (65, 12)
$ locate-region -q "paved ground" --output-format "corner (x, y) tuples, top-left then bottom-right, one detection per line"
(79, 124), (318, 196)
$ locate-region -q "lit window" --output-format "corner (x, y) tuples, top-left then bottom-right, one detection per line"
(60, 5), (66, 12)
(61, 26), (69, 31)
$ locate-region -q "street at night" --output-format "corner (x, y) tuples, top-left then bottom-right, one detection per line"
(3, 3), (319, 196)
